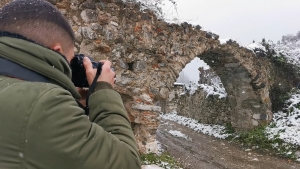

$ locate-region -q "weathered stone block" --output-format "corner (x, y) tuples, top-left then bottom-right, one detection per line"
(132, 104), (161, 112)
(253, 114), (261, 120)
(133, 61), (146, 71)
(118, 59), (129, 69)
(81, 9), (98, 23)
(91, 23), (102, 31)
(252, 119), (259, 126)
(81, 0), (96, 9)
(140, 93), (153, 103)
(253, 113), (268, 120)
(81, 27), (97, 39)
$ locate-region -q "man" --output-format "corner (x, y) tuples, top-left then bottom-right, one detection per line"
(0, 0), (141, 168)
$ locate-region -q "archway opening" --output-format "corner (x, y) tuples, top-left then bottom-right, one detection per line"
(166, 56), (230, 125)
(175, 57), (227, 97)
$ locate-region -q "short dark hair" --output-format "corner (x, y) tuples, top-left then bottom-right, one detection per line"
(0, 0), (75, 50)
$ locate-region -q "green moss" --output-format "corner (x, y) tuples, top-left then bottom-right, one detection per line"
(274, 55), (287, 63)
(226, 125), (299, 159)
(141, 153), (182, 169)
(269, 122), (276, 128)
(223, 123), (235, 135)
(268, 76), (275, 81)
(197, 119), (202, 123)
(279, 94), (290, 103)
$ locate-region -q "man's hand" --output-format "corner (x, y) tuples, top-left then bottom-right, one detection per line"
(77, 87), (88, 107)
(83, 57), (115, 87)
(77, 57), (115, 106)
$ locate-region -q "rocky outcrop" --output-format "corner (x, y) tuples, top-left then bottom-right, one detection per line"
(1, 0), (276, 153)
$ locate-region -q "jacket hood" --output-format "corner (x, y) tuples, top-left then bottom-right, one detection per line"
(0, 36), (80, 99)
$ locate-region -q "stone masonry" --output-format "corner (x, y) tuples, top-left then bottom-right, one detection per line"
(177, 90), (231, 125)
(166, 68), (232, 126)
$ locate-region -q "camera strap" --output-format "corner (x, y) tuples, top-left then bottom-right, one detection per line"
(0, 57), (93, 116)
(0, 58), (48, 82)
(84, 63), (102, 116)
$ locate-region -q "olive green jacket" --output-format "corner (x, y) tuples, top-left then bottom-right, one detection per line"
(0, 36), (141, 169)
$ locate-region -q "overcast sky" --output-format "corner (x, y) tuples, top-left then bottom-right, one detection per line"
(162, 0), (300, 82)
(163, 0), (300, 45)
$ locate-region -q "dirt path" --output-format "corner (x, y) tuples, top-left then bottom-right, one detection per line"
(157, 119), (300, 169)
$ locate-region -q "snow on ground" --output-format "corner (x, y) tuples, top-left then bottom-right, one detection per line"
(185, 83), (199, 95)
(265, 112), (300, 146)
(244, 34), (300, 156)
(182, 78), (227, 98)
(157, 141), (164, 155)
(179, 70), (227, 98)
(265, 92), (300, 146)
(142, 165), (164, 169)
(274, 40), (300, 66)
(161, 111), (230, 139)
(168, 130), (188, 139)
(264, 91), (300, 160)
(199, 82), (227, 99)
(142, 160), (182, 169)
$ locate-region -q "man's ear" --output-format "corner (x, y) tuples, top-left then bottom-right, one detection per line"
(50, 43), (74, 63)
(50, 43), (64, 54)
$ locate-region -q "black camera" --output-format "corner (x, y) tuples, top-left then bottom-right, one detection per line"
(70, 54), (102, 87)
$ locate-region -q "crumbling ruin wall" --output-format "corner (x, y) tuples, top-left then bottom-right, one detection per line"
(177, 90), (231, 125)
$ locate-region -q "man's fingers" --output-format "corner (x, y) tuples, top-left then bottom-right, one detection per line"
(83, 57), (95, 85)
(99, 60), (112, 69)
(83, 57), (92, 68)
(94, 59), (116, 87)
(82, 58), (116, 87)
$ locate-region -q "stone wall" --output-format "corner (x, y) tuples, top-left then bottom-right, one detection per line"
(166, 83), (186, 113)
(1, 0), (279, 153)
(199, 48), (273, 130)
(166, 68), (231, 125)
(177, 90), (231, 125)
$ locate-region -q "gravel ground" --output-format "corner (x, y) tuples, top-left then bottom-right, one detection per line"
(157, 119), (300, 169)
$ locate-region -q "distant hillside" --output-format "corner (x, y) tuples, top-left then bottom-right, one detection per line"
(248, 31), (300, 66)
(274, 31), (300, 65)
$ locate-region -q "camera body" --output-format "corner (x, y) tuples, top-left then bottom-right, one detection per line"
(70, 54), (102, 87)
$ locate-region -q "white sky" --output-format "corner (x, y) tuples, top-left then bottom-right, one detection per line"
(163, 0), (300, 45)
(162, 0), (300, 82)
(182, 58), (209, 82)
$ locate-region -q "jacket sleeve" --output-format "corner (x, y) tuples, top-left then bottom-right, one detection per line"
(24, 84), (141, 169)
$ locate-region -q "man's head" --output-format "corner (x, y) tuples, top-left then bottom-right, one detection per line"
(0, 0), (75, 62)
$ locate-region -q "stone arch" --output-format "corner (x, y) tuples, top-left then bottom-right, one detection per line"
(197, 46), (272, 129)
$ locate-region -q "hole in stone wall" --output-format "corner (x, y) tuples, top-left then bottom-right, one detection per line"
(127, 62), (134, 71)
(175, 57), (227, 97)
(176, 57), (209, 85)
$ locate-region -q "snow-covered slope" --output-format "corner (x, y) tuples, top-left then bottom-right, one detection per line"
(274, 34), (300, 65)
(246, 32), (300, 160)
(245, 32), (300, 66)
